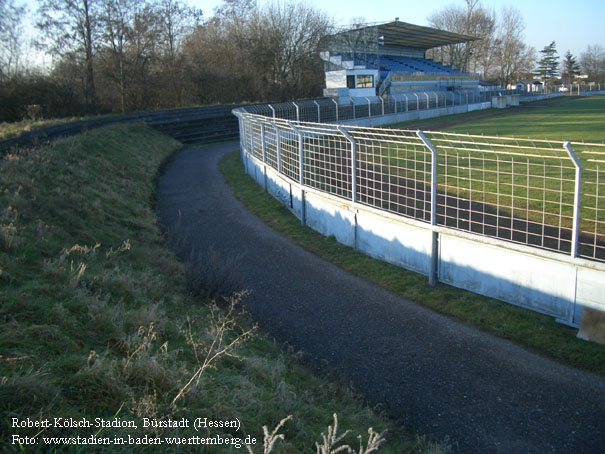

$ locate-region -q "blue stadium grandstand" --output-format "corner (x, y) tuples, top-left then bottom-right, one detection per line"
(320, 21), (480, 103)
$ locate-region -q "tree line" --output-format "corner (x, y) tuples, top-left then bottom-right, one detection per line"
(425, 0), (605, 88)
(1, 0), (604, 122)
(0, 0), (331, 121)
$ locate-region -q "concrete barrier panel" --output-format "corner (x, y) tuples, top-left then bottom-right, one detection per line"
(305, 192), (356, 247)
(356, 210), (432, 275)
(576, 267), (605, 312)
(468, 102), (491, 112)
(266, 167), (294, 209)
(438, 234), (576, 320)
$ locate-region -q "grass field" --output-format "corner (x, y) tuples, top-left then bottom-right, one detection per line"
(221, 97), (605, 376)
(389, 96), (605, 142)
(275, 97), (604, 261)
(383, 96), (605, 260)
(1, 124), (446, 453)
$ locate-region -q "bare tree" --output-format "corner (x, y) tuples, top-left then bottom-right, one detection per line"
(427, 0), (496, 74)
(37, 0), (100, 112)
(183, 0), (331, 104)
(492, 7), (534, 87)
(154, 0), (202, 106)
(0, 0), (26, 79)
(580, 44), (605, 83)
(246, 1), (332, 99)
(98, 0), (141, 112)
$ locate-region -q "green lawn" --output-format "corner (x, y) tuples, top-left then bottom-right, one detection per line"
(389, 96), (605, 143)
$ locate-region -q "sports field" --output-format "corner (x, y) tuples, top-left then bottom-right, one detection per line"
(390, 95), (605, 143)
(378, 96), (605, 261)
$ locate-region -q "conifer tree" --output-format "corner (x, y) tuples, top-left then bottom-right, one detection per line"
(562, 50), (581, 87)
(535, 41), (559, 81)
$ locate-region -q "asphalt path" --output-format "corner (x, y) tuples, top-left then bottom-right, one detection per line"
(156, 143), (605, 453)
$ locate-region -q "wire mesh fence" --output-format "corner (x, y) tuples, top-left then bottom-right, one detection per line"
(242, 89), (528, 124)
(234, 110), (605, 263)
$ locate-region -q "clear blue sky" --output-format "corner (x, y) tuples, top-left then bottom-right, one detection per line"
(192, 0), (604, 58)
(20, 0), (604, 64)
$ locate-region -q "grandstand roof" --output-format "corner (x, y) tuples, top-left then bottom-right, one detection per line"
(329, 21), (478, 50)
(380, 21), (478, 48)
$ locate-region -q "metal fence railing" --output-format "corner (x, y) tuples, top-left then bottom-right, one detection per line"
(539, 83), (604, 95)
(233, 111), (605, 263)
(241, 89), (527, 124)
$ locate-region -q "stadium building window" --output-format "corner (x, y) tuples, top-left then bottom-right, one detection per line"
(347, 75), (355, 88)
(356, 75), (374, 88)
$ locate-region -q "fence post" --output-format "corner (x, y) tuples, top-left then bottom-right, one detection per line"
(331, 98), (339, 122)
(404, 94), (408, 112)
(313, 100), (321, 122)
(414, 93), (419, 111)
(337, 126), (357, 204)
(272, 121), (282, 174)
(435, 92), (439, 108)
(365, 97), (372, 117)
(233, 112), (242, 150)
(260, 122), (268, 190)
(268, 104), (276, 119)
(564, 142), (582, 258)
(293, 102), (300, 122)
(417, 130), (439, 286)
(288, 121), (306, 225)
(260, 123), (266, 163)
(380, 97), (385, 116)
(352, 99), (356, 119)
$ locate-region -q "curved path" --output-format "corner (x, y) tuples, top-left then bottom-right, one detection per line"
(156, 143), (605, 453)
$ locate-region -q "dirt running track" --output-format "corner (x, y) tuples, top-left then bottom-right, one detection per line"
(156, 143), (605, 453)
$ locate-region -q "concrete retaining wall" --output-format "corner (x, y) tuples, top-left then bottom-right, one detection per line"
(519, 93), (563, 102)
(242, 151), (605, 328)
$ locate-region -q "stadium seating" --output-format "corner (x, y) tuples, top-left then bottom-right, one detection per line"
(379, 55), (464, 75)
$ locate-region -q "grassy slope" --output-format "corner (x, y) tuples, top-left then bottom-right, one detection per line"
(0, 124), (435, 453)
(220, 108), (605, 376)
